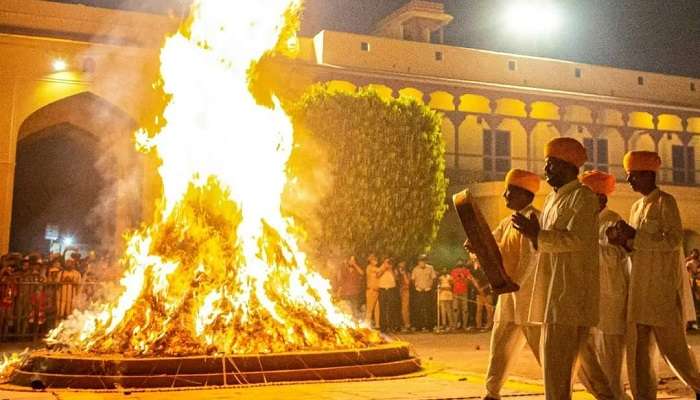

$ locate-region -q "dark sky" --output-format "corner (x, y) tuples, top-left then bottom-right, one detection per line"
(48, 0), (700, 78)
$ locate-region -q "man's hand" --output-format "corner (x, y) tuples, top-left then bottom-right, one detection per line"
(512, 212), (540, 248)
(608, 220), (636, 251)
(614, 220), (636, 240)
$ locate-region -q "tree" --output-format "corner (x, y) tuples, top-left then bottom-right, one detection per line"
(287, 85), (447, 264)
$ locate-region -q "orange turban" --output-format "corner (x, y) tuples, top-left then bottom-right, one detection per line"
(623, 151), (661, 172)
(544, 137), (587, 168)
(505, 169), (540, 194)
(581, 170), (615, 195)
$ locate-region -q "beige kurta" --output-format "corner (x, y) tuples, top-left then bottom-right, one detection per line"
(493, 205), (541, 325)
(529, 180), (600, 327)
(596, 208), (629, 335)
(627, 188), (694, 326)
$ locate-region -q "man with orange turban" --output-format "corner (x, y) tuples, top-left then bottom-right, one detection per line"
(578, 170), (629, 400)
(609, 151), (700, 399)
(513, 137), (613, 399)
(472, 168), (542, 400)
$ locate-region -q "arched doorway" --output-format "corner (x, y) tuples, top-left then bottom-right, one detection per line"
(10, 92), (143, 253)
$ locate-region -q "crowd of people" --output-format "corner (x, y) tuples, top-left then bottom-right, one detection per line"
(330, 253), (496, 333)
(0, 251), (118, 340)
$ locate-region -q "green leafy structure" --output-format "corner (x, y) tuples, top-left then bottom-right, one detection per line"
(288, 86), (447, 263)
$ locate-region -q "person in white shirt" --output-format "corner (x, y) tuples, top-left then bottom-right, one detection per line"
(377, 257), (397, 332)
(513, 137), (613, 400)
(609, 151), (700, 399)
(411, 255), (436, 331)
(437, 268), (454, 332)
(476, 168), (541, 400)
(578, 170), (630, 400)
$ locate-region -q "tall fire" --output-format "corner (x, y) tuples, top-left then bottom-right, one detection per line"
(40, 0), (381, 356)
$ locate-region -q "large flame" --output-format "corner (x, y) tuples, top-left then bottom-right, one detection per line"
(44, 0), (381, 355)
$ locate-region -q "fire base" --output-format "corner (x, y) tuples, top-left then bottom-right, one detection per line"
(7, 342), (420, 390)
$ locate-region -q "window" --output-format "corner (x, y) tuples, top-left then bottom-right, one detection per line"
(583, 137), (609, 172)
(435, 51), (443, 61)
(638, 76), (644, 85)
(508, 60), (517, 71)
(575, 68), (581, 78)
(360, 42), (370, 51)
(672, 145), (696, 185)
(692, 82), (696, 92)
(483, 129), (511, 180)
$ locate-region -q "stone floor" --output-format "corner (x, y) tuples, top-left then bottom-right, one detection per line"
(0, 331), (697, 399)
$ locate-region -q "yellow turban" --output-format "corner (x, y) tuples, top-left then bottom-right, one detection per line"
(623, 151), (661, 172)
(544, 137), (587, 168)
(581, 170), (615, 195)
(505, 169), (540, 194)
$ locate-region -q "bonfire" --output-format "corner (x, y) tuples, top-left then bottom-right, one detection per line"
(5, 0), (381, 365)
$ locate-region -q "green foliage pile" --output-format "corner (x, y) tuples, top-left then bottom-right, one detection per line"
(287, 85), (447, 263)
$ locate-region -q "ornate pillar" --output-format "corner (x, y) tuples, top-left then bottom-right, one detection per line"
(621, 112), (632, 153)
(444, 111), (465, 170)
(519, 113), (538, 172)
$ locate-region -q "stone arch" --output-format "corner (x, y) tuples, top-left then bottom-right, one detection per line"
(688, 117), (700, 134)
(457, 115), (483, 172)
(690, 135), (700, 178)
(629, 131), (656, 152)
(441, 116), (456, 169)
(529, 101), (560, 120)
(364, 83), (394, 101)
(11, 92), (143, 253)
(658, 132), (683, 183)
(397, 87), (424, 104)
(325, 80), (357, 94)
(657, 114), (684, 132)
(428, 91), (455, 111)
(458, 93), (491, 113)
(598, 108), (625, 127)
(494, 98), (527, 118)
(532, 122), (559, 173)
(628, 111), (655, 130)
(567, 124), (593, 142)
(602, 128), (627, 179)
(562, 104), (594, 124)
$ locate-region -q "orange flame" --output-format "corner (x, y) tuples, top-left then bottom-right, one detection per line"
(45, 0), (381, 356)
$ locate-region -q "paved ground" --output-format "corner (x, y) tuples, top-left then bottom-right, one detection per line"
(0, 331), (698, 399)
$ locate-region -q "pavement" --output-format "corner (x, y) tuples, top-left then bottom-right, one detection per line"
(0, 330), (698, 399)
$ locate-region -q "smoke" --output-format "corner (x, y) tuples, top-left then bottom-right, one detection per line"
(64, 1), (188, 252)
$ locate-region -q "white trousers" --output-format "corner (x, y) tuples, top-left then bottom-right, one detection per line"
(485, 321), (541, 398)
(627, 321), (700, 399)
(578, 332), (628, 400)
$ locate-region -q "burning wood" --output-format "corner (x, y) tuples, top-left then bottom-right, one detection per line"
(40, 0), (382, 357)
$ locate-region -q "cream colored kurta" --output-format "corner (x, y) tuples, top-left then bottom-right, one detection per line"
(627, 188), (695, 327)
(596, 208), (629, 335)
(529, 180), (600, 327)
(493, 204), (540, 325)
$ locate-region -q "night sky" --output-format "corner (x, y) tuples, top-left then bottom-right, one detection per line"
(47, 0), (700, 78)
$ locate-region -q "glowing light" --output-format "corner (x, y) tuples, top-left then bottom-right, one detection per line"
(62, 236), (74, 247)
(504, 2), (560, 36)
(52, 59), (67, 72)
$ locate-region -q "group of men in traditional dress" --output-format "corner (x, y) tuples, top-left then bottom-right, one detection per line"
(472, 137), (700, 400)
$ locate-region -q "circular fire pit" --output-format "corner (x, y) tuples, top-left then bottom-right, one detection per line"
(5, 342), (420, 390)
